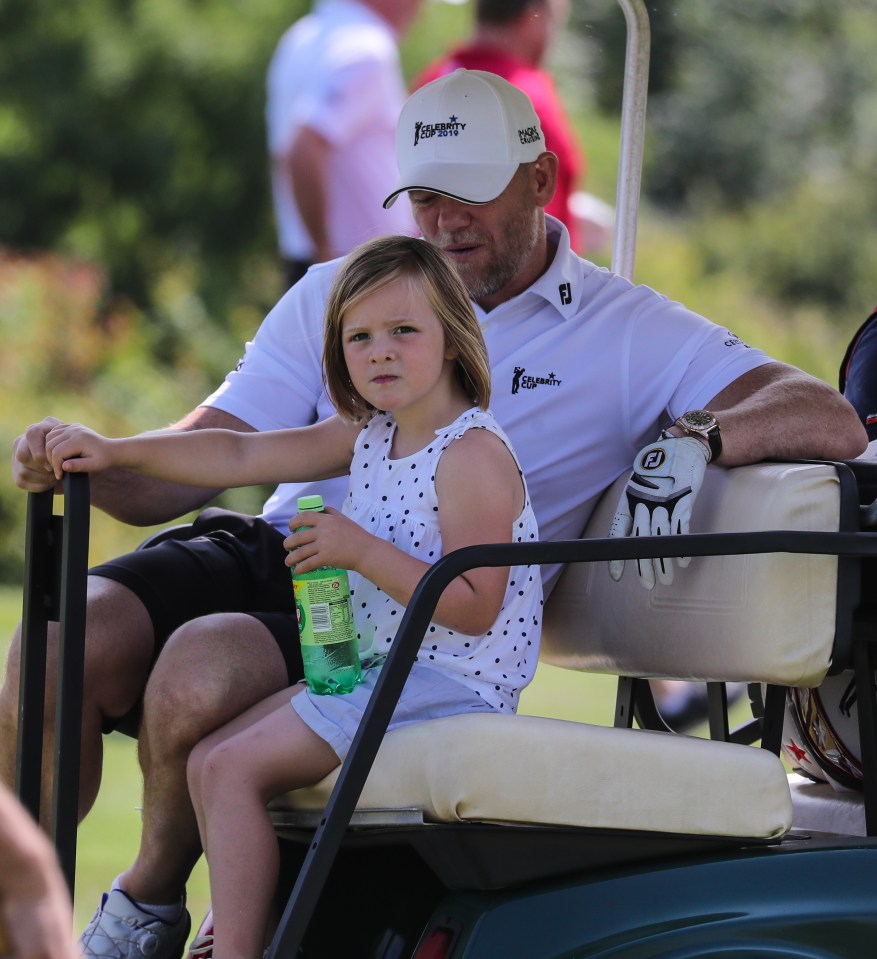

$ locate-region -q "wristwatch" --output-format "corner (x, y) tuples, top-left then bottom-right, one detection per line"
(674, 410), (722, 462)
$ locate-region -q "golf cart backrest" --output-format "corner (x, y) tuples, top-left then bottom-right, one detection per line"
(544, 459), (855, 687)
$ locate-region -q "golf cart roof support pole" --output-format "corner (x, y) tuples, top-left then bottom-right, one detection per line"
(611, 0), (650, 281)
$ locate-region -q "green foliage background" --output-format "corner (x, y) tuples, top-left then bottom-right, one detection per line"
(2, 0), (877, 583)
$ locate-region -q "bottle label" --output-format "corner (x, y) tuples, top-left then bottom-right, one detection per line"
(293, 575), (356, 647)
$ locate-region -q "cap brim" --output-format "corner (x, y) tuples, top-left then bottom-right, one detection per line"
(383, 161), (517, 209)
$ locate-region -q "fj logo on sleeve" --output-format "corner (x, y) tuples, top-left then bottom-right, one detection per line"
(558, 282), (572, 305)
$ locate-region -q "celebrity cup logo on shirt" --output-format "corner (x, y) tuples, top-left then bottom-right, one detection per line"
(724, 331), (752, 349)
(511, 367), (562, 395)
(413, 116), (466, 146)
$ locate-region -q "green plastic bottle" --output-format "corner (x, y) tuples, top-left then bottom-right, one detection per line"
(291, 495), (362, 695)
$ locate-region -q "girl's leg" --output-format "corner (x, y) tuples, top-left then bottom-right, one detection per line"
(187, 685), (304, 849)
(197, 691), (339, 959)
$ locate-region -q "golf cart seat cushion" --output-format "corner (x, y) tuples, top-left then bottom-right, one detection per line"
(788, 772), (866, 836)
(273, 712), (792, 841)
(543, 461), (841, 687)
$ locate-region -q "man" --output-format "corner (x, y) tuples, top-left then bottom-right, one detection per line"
(414, 0), (586, 251)
(6, 70), (866, 959)
(266, 0), (420, 288)
(840, 303), (877, 442)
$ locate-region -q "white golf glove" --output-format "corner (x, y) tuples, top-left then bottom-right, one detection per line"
(608, 435), (710, 589)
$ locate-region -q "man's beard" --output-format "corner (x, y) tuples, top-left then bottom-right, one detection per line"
(437, 211), (541, 302)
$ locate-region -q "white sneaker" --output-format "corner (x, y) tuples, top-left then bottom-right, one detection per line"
(186, 934), (212, 959)
(187, 908), (213, 959)
(80, 889), (191, 959)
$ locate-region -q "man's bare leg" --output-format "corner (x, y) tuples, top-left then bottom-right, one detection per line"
(116, 613), (289, 906)
(0, 577), (155, 827)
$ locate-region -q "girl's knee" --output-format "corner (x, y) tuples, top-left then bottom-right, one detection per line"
(186, 738), (212, 799)
(200, 738), (242, 787)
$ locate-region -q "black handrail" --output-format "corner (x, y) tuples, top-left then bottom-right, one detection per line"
(16, 474), (90, 895)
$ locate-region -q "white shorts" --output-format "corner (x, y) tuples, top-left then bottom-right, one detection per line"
(291, 661), (494, 760)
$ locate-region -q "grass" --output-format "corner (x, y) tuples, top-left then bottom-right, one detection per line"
(0, 580), (755, 936)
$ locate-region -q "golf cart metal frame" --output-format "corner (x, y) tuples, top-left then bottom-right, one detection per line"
(16, 2), (877, 955)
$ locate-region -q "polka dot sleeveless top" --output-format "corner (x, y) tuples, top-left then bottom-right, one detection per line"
(343, 407), (542, 712)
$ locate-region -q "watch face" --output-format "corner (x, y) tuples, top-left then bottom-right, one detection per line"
(681, 410), (716, 432)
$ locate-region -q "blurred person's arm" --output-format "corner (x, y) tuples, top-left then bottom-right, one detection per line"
(285, 125), (334, 264)
(0, 782), (78, 959)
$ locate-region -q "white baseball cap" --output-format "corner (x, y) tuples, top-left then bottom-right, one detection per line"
(383, 69), (547, 208)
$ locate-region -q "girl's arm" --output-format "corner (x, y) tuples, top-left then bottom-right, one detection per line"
(286, 429), (526, 636)
(45, 415), (361, 489)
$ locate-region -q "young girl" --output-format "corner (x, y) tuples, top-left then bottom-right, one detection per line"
(46, 235), (542, 959)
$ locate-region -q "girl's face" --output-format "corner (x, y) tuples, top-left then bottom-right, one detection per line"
(341, 277), (459, 420)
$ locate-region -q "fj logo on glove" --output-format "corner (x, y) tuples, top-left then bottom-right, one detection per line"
(640, 448), (667, 470)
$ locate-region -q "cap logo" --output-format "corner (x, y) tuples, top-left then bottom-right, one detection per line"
(413, 115), (466, 147)
(518, 126), (542, 145)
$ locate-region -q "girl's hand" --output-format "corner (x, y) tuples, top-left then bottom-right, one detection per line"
(44, 424), (117, 479)
(284, 507), (373, 574)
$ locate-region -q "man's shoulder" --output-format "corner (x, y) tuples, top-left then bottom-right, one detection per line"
(273, 4), (394, 69)
(321, 2), (397, 61)
(421, 44), (528, 84)
(261, 260), (344, 331)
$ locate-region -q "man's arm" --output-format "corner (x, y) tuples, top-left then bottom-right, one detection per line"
(698, 362), (868, 465)
(12, 407), (255, 526)
(609, 361), (868, 588)
(285, 125), (334, 264)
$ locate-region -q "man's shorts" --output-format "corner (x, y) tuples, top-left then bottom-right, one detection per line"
(91, 508), (303, 732)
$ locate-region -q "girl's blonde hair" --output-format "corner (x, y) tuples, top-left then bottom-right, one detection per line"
(323, 235), (491, 419)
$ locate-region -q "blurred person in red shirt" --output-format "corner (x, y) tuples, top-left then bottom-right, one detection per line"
(414, 0), (590, 253)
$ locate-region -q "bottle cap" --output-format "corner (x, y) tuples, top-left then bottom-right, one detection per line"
(297, 495), (324, 511)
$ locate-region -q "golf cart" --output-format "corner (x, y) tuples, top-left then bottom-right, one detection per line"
(16, 1), (877, 955)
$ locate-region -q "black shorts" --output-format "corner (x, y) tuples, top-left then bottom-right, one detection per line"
(91, 508), (303, 733)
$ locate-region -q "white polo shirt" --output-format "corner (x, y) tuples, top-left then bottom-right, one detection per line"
(203, 217), (772, 594)
(265, 0), (416, 261)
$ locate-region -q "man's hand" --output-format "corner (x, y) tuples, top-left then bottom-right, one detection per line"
(608, 435), (710, 589)
(11, 417), (64, 492)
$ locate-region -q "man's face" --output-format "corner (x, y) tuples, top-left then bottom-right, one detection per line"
(407, 166), (544, 311)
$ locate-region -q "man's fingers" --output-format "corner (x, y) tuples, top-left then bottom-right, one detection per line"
(655, 545), (675, 586)
(648, 506), (674, 587)
(11, 442), (59, 493)
(635, 553), (656, 590)
(607, 497), (634, 581)
(632, 501), (656, 589)
(24, 418), (62, 464)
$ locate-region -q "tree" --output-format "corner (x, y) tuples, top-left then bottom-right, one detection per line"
(0, 0), (307, 333)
